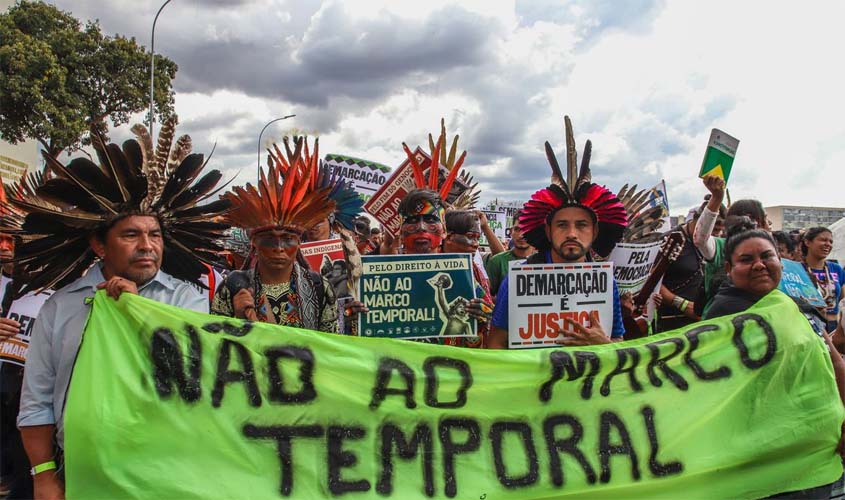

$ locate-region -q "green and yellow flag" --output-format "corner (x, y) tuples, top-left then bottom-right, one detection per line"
(64, 290), (843, 499)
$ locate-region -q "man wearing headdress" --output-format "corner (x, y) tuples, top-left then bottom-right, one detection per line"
(489, 117), (628, 348)
(8, 119), (231, 498)
(347, 122), (492, 345)
(212, 137), (339, 333)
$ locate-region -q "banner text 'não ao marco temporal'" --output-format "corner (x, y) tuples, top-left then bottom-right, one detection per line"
(64, 290), (843, 499)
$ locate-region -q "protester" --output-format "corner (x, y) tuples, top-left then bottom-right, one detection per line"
(441, 209), (494, 347)
(801, 227), (845, 332)
(489, 117), (627, 348)
(693, 175), (771, 316)
(485, 209), (535, 300)
(9, 121), (229, 499)
(0, 222), (51, 500)
(653, 198), (726, 332)
(703, 221), (845, 497)
(773, 230), (799, 261)
(213, 136), (338, 332)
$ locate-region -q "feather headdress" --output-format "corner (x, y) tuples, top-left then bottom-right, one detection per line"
(314, 161), (364, 232)
(520, 116), (628, 258)
(399, 119), (476, 217)
(5, 120), (232, 296)
(617, 183), (666, 243)
(224, 136), (336, 236)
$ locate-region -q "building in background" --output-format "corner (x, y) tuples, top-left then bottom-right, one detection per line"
(766, 205), (845, 231)
(0, 140), (39, 185)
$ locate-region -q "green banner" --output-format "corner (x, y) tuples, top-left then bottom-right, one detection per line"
(65, 290), (843, 499)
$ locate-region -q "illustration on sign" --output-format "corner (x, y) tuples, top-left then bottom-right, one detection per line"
(359, 253), (477, 339)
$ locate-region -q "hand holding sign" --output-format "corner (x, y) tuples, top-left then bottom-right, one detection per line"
(555, 311), (612, 346)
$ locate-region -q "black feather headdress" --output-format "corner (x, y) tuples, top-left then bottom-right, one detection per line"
(520, 116), (628, 258)
(4, 118), (232, 296)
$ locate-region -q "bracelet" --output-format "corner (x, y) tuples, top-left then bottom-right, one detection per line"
(30, 460), (56, 476)
(680, 300), (689, 311)
(671, 296), (684, 309)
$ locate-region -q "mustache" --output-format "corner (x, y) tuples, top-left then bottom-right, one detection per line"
(129, 251), (158, 263)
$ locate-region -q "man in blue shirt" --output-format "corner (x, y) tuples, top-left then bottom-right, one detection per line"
(488, 117), (629, 348)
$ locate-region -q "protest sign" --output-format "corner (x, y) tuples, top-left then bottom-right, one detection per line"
(323, 154), (392, 202)
(364, 148), (472, 236)
(363, 147), (430, 237)
(779, 258), (826, 308)
(479, 210), (505, 247)
(507, 262), (614, 349)
(358, 253), (477, 339)
(300, 239), (345, 274)
(300, 238), (351, 299)
(65, 290), (844, 499)
(0, 289), (52, 366)
(699, 128), (739, 182)
(609, 242), (663, 321)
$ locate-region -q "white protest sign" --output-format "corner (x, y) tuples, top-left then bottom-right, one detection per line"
(507, 262), (614, 349)
(480, 210), (506, 247)
(609, 242), (662, 321)
(323, 154), (392, 202)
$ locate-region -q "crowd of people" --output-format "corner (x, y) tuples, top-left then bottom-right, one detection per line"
(0, 116), (843, 499)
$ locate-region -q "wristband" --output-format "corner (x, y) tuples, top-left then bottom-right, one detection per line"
(680, 300), (689, 312)
(30, 460), (56, 476)
(671, 296), (684, 310)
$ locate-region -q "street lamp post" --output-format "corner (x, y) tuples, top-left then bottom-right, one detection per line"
(257, 115), (296, 179)
(149, 0), (172, 138)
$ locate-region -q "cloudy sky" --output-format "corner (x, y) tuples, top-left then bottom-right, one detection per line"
(54, 0), (845, 214)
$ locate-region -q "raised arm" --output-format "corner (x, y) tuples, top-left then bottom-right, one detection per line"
(693, 175), (725, 261)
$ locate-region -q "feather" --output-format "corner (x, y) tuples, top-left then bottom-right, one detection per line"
(403, 143), (426, 188)
(42, 152), (117, 215)
(564, 115), (578, 189)
(544, 142), (568, 195)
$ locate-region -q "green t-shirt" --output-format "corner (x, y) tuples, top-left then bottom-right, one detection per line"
(702, 237), (726, 317)
(485, 250), (528, 297)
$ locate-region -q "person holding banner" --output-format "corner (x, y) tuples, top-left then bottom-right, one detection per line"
(214, 137), (339, 333)
(703, 222), (845, 497)
(489, 117), (628, 348)
(8, 121), (230, 500)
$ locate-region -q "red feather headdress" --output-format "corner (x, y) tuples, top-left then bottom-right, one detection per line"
(224, 136), (336, 236)
(520, 116), (628, 258)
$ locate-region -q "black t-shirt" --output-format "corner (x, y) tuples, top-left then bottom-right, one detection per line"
(658, 226), (703, 317)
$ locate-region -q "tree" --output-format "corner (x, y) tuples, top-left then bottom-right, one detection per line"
(0, 0), (177, 158)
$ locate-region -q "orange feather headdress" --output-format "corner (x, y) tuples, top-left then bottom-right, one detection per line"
(224, 136), (336, 236)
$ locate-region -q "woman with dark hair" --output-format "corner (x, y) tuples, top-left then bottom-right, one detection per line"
(704, 222), (845, 498)
(802, 227), (845, 333)
(693, 175), (772, 316)
(704, 220), (781, 319)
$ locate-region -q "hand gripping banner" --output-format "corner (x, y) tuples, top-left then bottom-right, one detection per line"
(64, 290), (844, 499)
